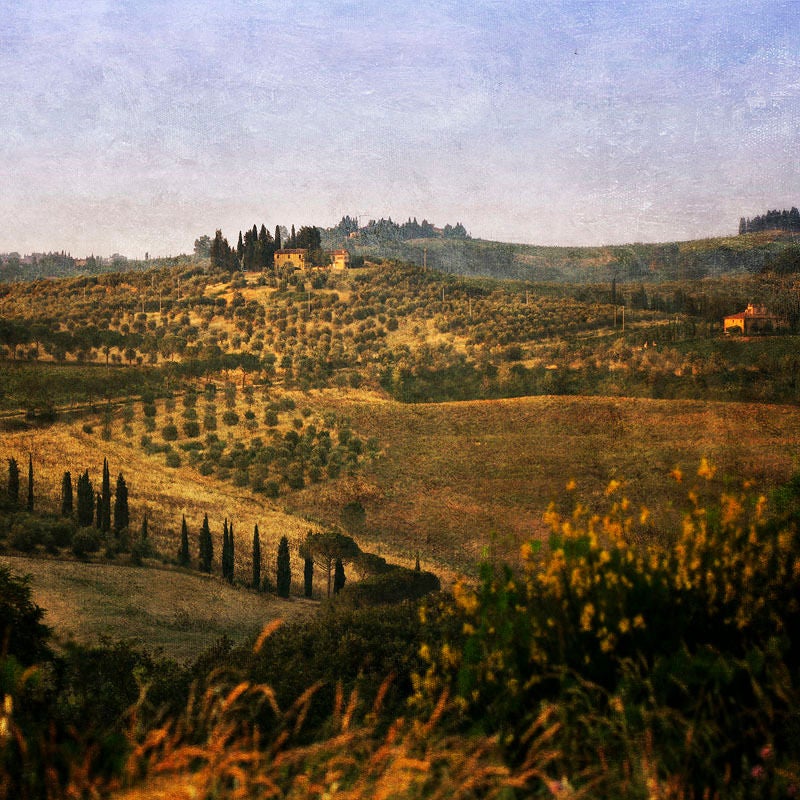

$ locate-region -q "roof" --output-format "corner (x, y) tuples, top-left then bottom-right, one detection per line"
(275, 248), (308, 255)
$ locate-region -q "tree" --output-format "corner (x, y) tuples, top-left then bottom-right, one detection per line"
(178, 515), (190, 567)
(258, 224), (274, 269)
(7, 457), (19, 506)
(333, 558), (345, 594)
(61, 470), (73, 516)
(252, 524), (261, 590)
(276, 535), (291, 598)
(26, 453), (34, 512)
(199, 514), (213, 573)
(101, 458), (112, 532)
(274, 225), (282, 250)
(96, 492), (103, 529)
(194, 234), (212, 259)
(290, 224), (296, 248)
(303, 553), (313, 598)
(0, 565), (51, 666)
(302, 530), (361, 597)
(222, 519), (235, 582)
(113, 473), (129, 533)
(76, 470), (94, 526)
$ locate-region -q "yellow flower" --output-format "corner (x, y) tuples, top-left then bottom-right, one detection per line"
(697, 457), (716, 481)
(605, 479), (622, 496)
(580, 603), (595, 632)
(671, 466), (683, 483)
(639, 506), (650, 525)
(618, 618), (631, 634)
(566, 478), (577, 491)
(633, 614), (645, 629)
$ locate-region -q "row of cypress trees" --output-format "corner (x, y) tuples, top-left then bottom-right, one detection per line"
(175, 515), (327, 600)
(6, 455), (130, 534)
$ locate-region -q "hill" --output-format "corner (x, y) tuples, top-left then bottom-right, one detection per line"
(0, 554), (315, 662)
(340, 229), (800, 282)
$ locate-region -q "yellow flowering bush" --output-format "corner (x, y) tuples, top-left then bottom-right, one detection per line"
(417, 468), (800, 796)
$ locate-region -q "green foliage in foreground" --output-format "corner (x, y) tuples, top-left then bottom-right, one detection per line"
(1, 474), (799, 797)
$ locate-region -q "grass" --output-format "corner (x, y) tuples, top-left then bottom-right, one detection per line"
(0, 554), (315, 662)
(284, 392), (800, 573)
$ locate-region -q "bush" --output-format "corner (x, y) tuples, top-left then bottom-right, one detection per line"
(183, 421), (200, 438)
(72, 528), (101, 558)
(339, 566), (440, 607)
(162, 423), (179, 441)
(264, 410), (278, 427)
(10, 524), (39, 553)
(165, 451), (181, 468)
(222, 410), (239, 426)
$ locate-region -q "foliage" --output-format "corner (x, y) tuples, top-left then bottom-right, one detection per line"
(276, 535), (291, 597)
(0, 565), (51, 665)
(198, 513), (213, 573)
(178, 515), (190, 567)
(416, 469), (800, 796)
(6, 457), (19, 507)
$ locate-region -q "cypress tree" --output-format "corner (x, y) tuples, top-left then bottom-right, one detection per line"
(415, 551), (421, 571)
(199, 513), (212, 573)
(178, 515), (190, 567)
(304, 554), (313, 598)
(229, 521), (235, 581)
(274, 225), (282, 250)
(7, 457), (19, 506)
(113, 473), (129, 533)
(61, 471), (73, 516)
(26, 453), (33, 512)
(333, 558), (346, 594)
(101, 458), (112, 532)
(76, 470), (94, 526)
(276, 535), (291, 598)
(252, 524), (261, 590)
(222, 519), (230, 580)
(290, 224), (296, 248)
(95, 492), (103, 529)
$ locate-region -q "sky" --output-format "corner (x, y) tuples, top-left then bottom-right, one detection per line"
(1, 0), (799, 257)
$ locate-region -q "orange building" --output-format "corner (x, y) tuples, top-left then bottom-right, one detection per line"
(330, 249), (350, 270)
(723, 304), (787, 334)
(274, 248), (308, 269)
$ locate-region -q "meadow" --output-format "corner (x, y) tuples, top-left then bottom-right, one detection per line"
(2, 253), (800, 797)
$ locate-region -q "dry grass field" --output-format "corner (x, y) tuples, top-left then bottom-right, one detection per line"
(4, 389), (800, 579)
(284, 392), (800, 572)
(0, 554), (315, 662)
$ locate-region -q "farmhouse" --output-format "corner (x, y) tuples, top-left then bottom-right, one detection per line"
(723, 304), (787, 335)
(274, 248), (308, 270)
(330, 249), (350, 271)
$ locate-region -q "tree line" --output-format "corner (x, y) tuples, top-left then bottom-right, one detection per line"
(739, 206), (800, 234)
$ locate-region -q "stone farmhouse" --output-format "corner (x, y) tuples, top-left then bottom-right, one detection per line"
(723, 304), (787, 335)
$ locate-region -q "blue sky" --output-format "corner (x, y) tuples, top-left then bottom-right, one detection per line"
(1, 0), (798, 256)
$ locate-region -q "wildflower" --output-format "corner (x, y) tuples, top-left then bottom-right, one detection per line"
(697, 457), (716, 481)
(610, 695), (624, 714)
(633, 614), (645, 629)
(566, 478), (577, 491)
(605, 479), (621, 496)
(580, 603), (595, 632)
(639, 506), (650, 525)
(618, 618), (631, 634)
(759, 744), (773, 760)
(670, 466), (683, 482)
(751, 764), (765, 780)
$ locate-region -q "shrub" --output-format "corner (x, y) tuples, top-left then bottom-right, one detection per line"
(183, 420), (200, 438)
(72, 528), (101, 558)
(339, 566), (440, 607)
(417, 472), (800, 795)
(165, 451), (181, 468)
(161, 423), (179, 441)
(10, 524), (39, 553)
(222, 410), (239, 426)
(264, 410), (279, 427)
